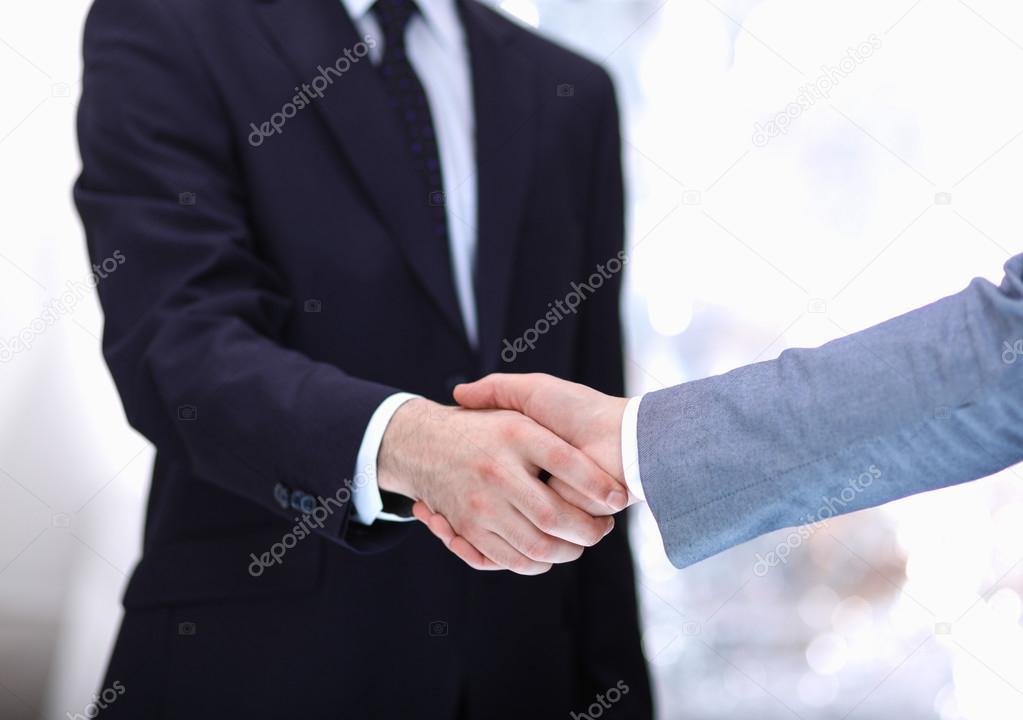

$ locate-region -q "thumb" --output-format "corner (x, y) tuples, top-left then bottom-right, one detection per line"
(454, 373), (540, 411)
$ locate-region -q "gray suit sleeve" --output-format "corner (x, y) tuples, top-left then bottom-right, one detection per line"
(639, 254), (1023, 568)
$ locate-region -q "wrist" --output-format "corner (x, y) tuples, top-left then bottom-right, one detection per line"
(602, 396), (629, 484)
(377, 397), (443, 500)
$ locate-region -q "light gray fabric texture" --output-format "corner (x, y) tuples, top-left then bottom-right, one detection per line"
(639, 254), (1023, 568)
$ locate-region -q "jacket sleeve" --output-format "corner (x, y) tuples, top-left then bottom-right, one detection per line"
(639, 253), (1023, 568)
(74, 0), (400, 545)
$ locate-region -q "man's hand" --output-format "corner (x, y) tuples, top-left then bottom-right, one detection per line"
(378, 397), (627, 575)
(410, 374), (634, 570)
(456, 373), (629, 496)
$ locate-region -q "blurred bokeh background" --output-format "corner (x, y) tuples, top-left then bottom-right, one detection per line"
(2, 0), (1022, 717)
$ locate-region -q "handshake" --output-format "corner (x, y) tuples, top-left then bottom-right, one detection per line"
(378, 373), (631, 575)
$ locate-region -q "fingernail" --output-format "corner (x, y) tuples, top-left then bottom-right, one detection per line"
(606, 490), (628, 512)
(603, 517), (616, 536)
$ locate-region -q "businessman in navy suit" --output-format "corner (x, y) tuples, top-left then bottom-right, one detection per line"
(74, 0), (650, 716)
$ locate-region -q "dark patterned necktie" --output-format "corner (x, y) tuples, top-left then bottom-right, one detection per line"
(372, 0), (449, 246)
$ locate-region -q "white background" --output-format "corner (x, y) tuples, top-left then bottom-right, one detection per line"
(1, 0), (1022, 718)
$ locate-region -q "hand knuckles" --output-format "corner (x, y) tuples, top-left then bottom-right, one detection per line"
(499, 421), (522, 442)
(524, 536), (555, 561)
(465, 491), (490, 514)
(533, 506), (560, 532)
(475, 460), (504, 484)
(583, 468), (611, 492)
(544, 444), (574, 471)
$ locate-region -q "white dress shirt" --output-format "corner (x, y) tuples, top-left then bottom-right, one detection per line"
(620, 396), (646, 502)
(345, 0), (478, 524)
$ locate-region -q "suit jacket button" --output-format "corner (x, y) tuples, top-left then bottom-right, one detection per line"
(299, 494), (317, 514)
(273, 483), (290, 510)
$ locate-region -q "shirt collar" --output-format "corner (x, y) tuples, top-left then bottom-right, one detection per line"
(340, 0), (464, 47)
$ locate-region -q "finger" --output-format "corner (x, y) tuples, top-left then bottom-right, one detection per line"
(448, 536), (503, 571)
(547, 476), (617, 517)
(494, 504), (585, 564)
(509, 474), (614, 547)
(413, 481), (572, 569)
(412, 500), (438, 526)
(453, 373), (545, 411)
(465, 528), (553, 576)
(413, 502), (457, 545)
(414, 502), (503, 571)
(529, 430), (628, 513)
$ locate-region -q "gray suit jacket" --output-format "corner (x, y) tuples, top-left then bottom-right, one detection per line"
(638, 254), (1023, 568)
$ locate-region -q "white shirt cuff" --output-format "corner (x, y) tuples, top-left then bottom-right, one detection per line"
(351, 392), (421, 525)
(620, 395), (645, 503)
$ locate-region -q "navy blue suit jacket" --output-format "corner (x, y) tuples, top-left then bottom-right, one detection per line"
(74, 0), (651, 717)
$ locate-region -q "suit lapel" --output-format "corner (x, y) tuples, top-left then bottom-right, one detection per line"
(252, 0), (467, 345)
(460, 1), (535, 373)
